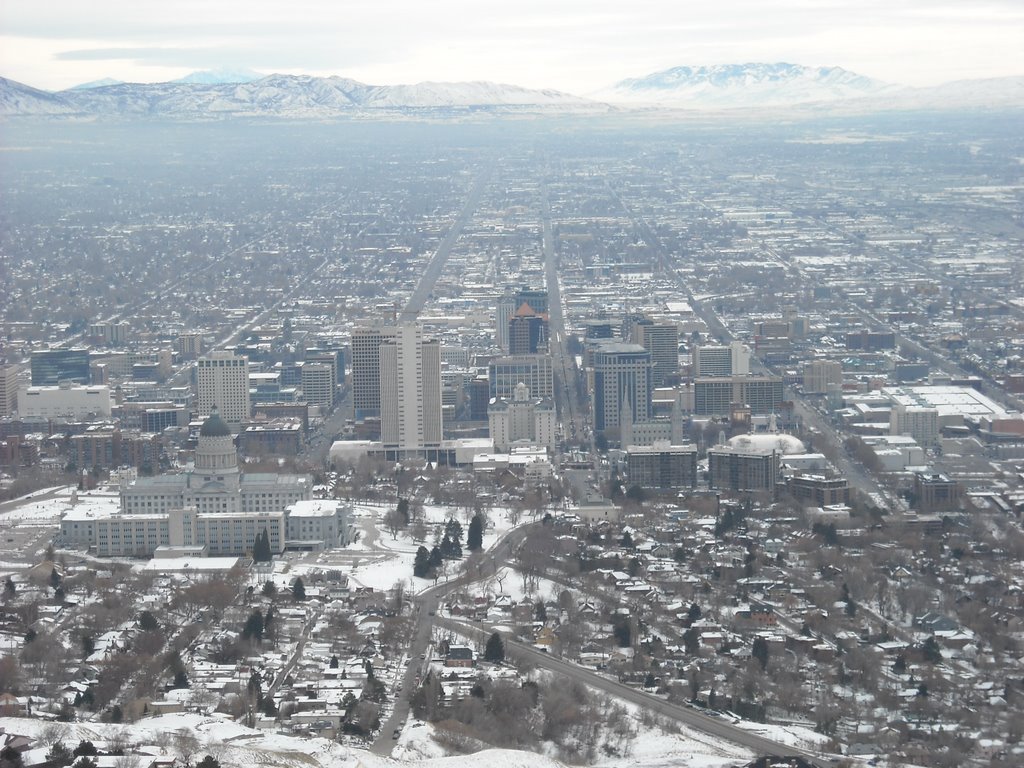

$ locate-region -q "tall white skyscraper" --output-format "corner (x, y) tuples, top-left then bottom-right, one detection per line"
(379, 323), (442, 457)
(197, 350), (251, 432)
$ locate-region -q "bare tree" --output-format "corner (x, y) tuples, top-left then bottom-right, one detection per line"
(172, 729), (201, 768)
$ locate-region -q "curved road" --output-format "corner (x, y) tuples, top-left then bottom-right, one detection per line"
(437, 615), (837, 768)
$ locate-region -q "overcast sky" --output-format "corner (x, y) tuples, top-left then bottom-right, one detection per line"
(3, 0), (1023, 92)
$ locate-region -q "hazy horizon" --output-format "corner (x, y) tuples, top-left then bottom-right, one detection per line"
(3, 0), (1023, 93)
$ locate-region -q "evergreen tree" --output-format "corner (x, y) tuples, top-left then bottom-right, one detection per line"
(261, 579), (277, 597)
(467, 514), (483, 551)
(241, 609), (264, 642)
(73, 741), (97, 757)
(444, 518), (463, 546)
(247, 671), (264, 716)
(612, 617), (631, 647)
(397, 497), (410, 525)
(413, 546), (431, 578)
(0, 744), (25, 768)
(687, 603), (702, 622)
(428, 546), (443, 571)
(329, 655), (339, 669)
(138, 610), (159, 631)
(440, 534), (462, 560)
(534, 600), (547, 622)
(484, 632), (505, 663)
(683, 626), (700, 655)
(173, 670), (189, 689)
(3, 577), (15, 597)
(292, 577), (306, 601)
(752, 637), (769, 670)
(196, 757), (221, 768)
(253, 529), (272, 562)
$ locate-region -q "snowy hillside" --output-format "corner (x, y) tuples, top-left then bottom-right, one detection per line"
(0, 74), (597, 118)
(0, 77), (75, 115)
(594, 62), (896, 107)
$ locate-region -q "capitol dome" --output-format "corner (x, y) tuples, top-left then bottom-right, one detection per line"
(726, 432), (806, 455)
(199, 406), (232, 438)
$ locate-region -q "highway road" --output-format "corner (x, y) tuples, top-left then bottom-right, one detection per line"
(540, 182), (589, 454)
(401, 162), (493, 321)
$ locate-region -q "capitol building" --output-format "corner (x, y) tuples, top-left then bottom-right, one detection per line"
(61, 408), (349, 558)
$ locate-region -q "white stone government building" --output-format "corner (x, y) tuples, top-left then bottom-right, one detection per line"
(61, 407), (350, 558)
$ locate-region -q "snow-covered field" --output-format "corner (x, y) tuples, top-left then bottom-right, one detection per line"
(1, 711), (758, 768)
(386, 712), (753, 768)
(1, 485), (114, 524)
(294, 502), (531, 595)
(0, 714), (361, 768)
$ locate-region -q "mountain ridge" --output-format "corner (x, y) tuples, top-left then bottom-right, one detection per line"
(593, 62), (899, 106)
(0, 73), (598, 118)
(2, 64), (1022, 119)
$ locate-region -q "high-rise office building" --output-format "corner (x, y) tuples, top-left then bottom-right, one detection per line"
(488, 355), (554, 401)
(890, 405), (939, 447)
(196, 350), (251, 431)
(514, 287), (548, 316)
(508, 303), (548, 355)
(708, 444), (780, 493)
(693, 375), (783, 416)
(30, 348), (91, 386)
(178, 332), (203, 360)
(351, 326), (397, 416)
(496, 293), (518, 352)
(0, 364), (21, 417)
(631, 318), (679, 386)
(300, 362), (335, 409)
(496, 287), (549, 352)
(803, 359), (843, 394)
(379, 323), (442, 456)
(592, 343), (652, 434)
(693, 342), (751, 377)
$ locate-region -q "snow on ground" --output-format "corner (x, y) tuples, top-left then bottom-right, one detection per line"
(733, 720), (832, 753)
(0, 714), (361, 768)
(364, 744), (568, 768)
(1, 486), (116, 524)
(320, 503), (533, 595)
(384, 711), (752, 768)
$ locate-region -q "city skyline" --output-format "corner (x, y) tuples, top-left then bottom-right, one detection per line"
(3, 0), (1023, 93)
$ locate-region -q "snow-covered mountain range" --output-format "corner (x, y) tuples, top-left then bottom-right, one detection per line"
(0, 74), (597, 118)
(594, 62), (897, 106)
(2, 64), (1022, 119)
